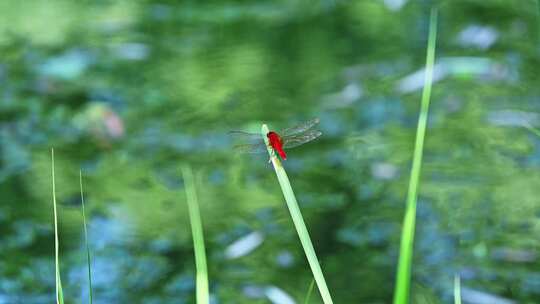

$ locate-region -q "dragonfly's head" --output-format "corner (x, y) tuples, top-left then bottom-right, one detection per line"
(267, 131), (282, 142)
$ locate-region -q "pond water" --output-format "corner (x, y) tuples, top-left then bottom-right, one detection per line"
(1, 1), (539, 303)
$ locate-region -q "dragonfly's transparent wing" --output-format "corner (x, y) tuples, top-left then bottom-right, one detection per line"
(228, 130), (261, 140)
(280, 118), (320, 137)
(229, 130), (268, 154)
(233, 143), (268, 154)
(282, 130), (322, 149)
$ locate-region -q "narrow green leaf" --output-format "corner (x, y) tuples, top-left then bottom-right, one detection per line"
(303, 279), (316, 304)
(261, 124), (334, 304)
(182, 165), (209, 304)
(454, 274), (462, 304)
(51, 148), (65, 304)
(80, 170), (93, 304)
(393, 8), (438, 304)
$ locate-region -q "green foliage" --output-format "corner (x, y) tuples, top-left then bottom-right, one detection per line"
(0, 0), (539, 303)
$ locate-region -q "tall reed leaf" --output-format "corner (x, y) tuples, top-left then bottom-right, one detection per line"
(79, 170), (93, 304)
(261, 124), (334, 304)
(182, 165), (209, 304)
(393, 8), (438, 304)
(454, 274), (462, 304)
(51, 148), (65, 304)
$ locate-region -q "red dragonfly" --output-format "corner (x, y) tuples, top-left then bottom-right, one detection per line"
(229, 118), (322, 160)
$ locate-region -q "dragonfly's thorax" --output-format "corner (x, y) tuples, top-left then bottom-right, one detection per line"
(267, 131), (282, 147)
(267, 131), (287, 160)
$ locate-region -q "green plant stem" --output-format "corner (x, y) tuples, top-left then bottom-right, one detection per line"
(261, 124), (334, 304)
(393, 8), (438, 304)
(182, 165), (209, 304)
(454, 274), (462, 304)
(51, 148), (64, 304)
(79, 170), (93, 304)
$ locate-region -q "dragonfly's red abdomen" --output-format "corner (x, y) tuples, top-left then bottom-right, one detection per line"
(267, 131), (287, 160)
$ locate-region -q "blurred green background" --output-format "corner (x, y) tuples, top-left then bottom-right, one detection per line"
(1, 0), (539, 303)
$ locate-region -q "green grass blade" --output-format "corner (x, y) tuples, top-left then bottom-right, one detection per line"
(79, 170), (93, 304)
(454, 274), (462, 304)
(182, 165), (209, 304)
(51, 148), (65, 304)
(303, 278), (316, 304)
(393, 8), (438, 304)
(261, 124), (334, 304)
